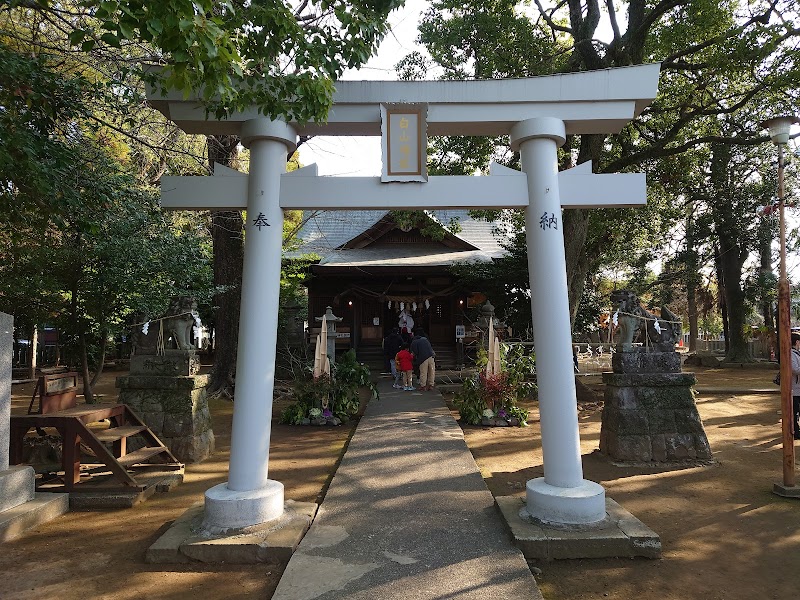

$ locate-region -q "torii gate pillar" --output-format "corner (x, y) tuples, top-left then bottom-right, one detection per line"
(511, 118), (605, 524)
(148, 65), (662, 531)
(202, 119), (297, 532)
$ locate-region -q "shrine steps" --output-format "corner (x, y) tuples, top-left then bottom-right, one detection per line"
(11, 404), (184, 508)
(356, 344), (461, 375)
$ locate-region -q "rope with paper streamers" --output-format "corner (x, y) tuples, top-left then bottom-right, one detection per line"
(132, 311), (203, 357)
(612, 310), (682, 349)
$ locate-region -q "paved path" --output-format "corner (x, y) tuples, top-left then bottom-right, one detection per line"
(273, 382), (542, 600)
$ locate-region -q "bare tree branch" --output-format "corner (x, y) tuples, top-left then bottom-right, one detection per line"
(533, 0), (573, 35)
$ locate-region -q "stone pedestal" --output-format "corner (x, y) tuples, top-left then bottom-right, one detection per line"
(601, 350), (712, 462)
(117, 352), (214, 463)
(0, 312), (68, 541)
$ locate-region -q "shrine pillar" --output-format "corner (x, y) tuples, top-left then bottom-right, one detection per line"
(510, 117), (605, 524)
(202, 118), (297, 531)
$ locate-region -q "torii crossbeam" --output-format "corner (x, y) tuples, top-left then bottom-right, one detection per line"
(147, 64), (662, 531)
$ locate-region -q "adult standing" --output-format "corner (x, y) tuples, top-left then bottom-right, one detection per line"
(398, 308), (415, 343)
(383, 327), (404, 388)
(411, 328), (436, 391)
(791, 332), (800, 440)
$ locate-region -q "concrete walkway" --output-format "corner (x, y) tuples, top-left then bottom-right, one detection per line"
(273, 382), (542, 600)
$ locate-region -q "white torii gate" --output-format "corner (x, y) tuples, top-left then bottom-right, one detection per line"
(148, 64), (661, 531)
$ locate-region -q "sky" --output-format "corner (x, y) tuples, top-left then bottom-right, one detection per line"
(294, 3), (800, 285)
(296, 1), (428, 176)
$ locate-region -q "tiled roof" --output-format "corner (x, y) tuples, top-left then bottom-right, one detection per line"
(289, 209), (507, 260)
(318, 245), (494, 268)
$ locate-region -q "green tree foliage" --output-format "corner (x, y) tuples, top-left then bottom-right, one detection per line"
(0, 44), (95, 222)
(0, 47), (213, 399)
(406, 0), (800, 335)
(9, 0), (405, 122)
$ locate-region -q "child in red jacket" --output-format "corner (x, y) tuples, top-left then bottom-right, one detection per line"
(395, 344), (415, 391)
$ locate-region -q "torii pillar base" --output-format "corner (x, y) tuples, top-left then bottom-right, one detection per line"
(525, 478), (606, 525)
(496, 495), (661, 560)
(201, 480), (285, 534)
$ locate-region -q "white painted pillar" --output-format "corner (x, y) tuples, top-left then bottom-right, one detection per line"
(202, 118), (297, 532)
(510, 118), (605, 524)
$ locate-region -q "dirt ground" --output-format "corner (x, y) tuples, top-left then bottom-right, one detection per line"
(3, 365), (799, 599)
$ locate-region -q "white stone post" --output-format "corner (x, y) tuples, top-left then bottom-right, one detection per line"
(202, 119), (297, 532)
(0, 312), (37, 517)
(510, 118), (605, 524)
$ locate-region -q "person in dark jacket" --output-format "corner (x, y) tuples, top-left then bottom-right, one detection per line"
(410, 328), (436, 391)
(383, 328), (404, 389)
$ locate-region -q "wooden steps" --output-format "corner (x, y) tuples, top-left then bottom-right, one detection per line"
(117, 446), (173, 468)
(93, 425), (147, 442)
(11, 403), (183, 492)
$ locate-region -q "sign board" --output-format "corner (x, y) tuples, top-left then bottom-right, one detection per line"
(381, 103), (428, 182)
(37, 372), (78, 414)
(44, 372), (78, 395)
(455, 325), (466, 340)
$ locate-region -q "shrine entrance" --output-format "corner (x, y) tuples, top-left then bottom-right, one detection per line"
(148, 64), (662, 531)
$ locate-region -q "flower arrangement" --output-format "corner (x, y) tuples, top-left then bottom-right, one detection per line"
(453, 343), (534, 427)
(279, 350), (379, 425)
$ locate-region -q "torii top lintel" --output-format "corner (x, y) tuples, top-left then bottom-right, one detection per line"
(146, 64), (661, 137)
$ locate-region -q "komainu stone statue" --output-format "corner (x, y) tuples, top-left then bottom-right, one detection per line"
(118, 296), (213, 462)
(601, 290), (711, 463)
(133, 296), (198, 355)
(611, 290), (682, 352)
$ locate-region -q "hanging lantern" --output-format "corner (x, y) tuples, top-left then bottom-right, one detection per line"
(400, 302), (404, 311)
(412, 302), (417, 312)
(388, 300), (392, 309)
(424, 299), (430, 309)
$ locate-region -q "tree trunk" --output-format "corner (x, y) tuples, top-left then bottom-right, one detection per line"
(564, 208), (591, 328)
(718, 240), (751, 362)
(79, 331), (95, 404)
(28, 324), (38, 380)
(207, 135), (243, 398)
(759, 223), (776, 359)
(685, 206), (698, 353)
(687, 283), (698, 353)
(714, 246), (729, 353)
(564, 135), (606, 329)
(69, 242), (95, 403)
(90, 329), (107, 388)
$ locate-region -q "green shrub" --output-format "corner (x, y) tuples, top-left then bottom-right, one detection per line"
(453, 377), (487, 425)
(284, 350), (379, 423)
(502, 344), (537, 400)
(280, 402), (310, 425)
(453, 343), (534, 427)
(502, 404), (529, 426)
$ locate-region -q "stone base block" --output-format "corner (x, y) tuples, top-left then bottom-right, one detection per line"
(0, 492), (69, 542)
(146, 499), (317, 564)
(64, 471), (184, 509)
(496, 495), (661, 560)
(0, 466), (35, 513)
(129, 352), (200, 376)
(525, 478), (606, 525)
(773, 482), (800, 498)
(117, 374), (214, 463)
(601, 374), (712, 463)
(202, 480), (285, 534)
(612, 351), (681, 373)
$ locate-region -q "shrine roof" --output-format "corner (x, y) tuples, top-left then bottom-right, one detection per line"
(288, 210), (506, 261)
(317, 245), (494, 268)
